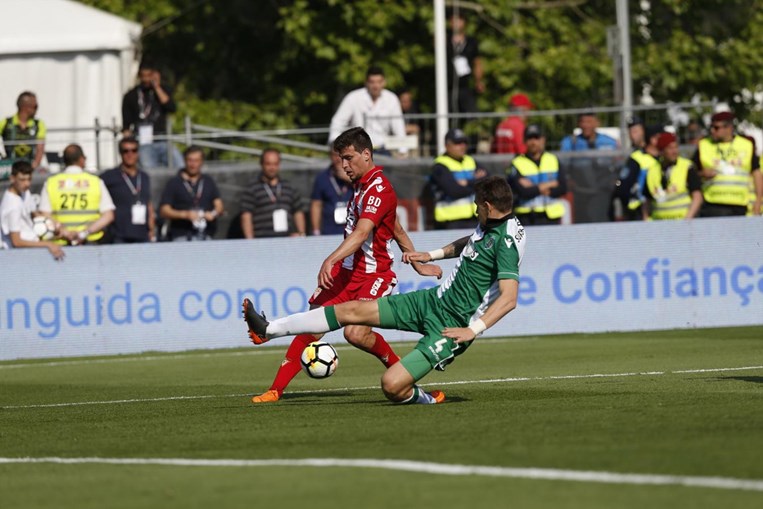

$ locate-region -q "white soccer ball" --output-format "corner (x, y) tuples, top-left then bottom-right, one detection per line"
(300, 341), (339, 379)
(32, 216), (57, 241)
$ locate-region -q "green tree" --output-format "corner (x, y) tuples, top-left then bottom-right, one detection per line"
(79, 0), (763, 149)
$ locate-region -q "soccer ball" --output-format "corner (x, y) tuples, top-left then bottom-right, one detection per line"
(32, 216), (57, 241)
(300, 341), (339, 379)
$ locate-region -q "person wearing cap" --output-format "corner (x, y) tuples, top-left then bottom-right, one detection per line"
(493, 93), (533, 154)
(427, 128), (487, 229)
(692, 111), (762, 216)
(506, 124), (568, 226)
(643, 132), (703, 220)
(610, 124), (663, 221)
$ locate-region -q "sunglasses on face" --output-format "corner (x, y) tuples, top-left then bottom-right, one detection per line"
(710, 124), (728, 130)
(121, 148), (139, 154)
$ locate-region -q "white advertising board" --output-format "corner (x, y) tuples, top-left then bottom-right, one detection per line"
(1, 217), (761, 360)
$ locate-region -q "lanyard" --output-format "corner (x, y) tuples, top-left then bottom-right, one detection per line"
(329, 174), (349, 198)
(182, 178), (204, 207)
(137, 89), (154, 121)
(121, 170), (142, 199)
(715, 143), (737, 162)
(263, 183), (281, 204)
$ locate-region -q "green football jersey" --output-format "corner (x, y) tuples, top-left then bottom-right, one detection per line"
(436, 215), (526, 323)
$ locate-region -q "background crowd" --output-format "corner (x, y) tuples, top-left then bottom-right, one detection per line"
(1, 10), (761, 260)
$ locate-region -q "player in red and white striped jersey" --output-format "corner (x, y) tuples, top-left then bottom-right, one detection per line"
(251, 127), (441, 403)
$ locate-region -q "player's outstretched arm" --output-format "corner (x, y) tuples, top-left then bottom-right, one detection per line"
(393, 218), (442, 279)
(403, 235), (471, 264)
(442, 278), (519, 344)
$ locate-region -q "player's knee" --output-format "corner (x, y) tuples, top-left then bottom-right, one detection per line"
(380, 370), (406, 402)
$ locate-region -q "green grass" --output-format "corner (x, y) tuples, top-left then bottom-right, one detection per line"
(1, 327), (762, 508)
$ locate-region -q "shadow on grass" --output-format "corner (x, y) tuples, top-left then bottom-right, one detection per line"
(716, 376), (763, 384)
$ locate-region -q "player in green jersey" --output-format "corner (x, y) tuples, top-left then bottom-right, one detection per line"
(243, 176), (526, 404)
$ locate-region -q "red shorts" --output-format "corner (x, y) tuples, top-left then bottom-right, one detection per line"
(309, 267), (397, 308)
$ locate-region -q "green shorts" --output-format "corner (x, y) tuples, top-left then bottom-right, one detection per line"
(378, 288), (473, 375)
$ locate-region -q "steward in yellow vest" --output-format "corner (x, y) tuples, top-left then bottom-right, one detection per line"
(506, 124), (567, 226)
(693, 111), (762, 216)
(429, 128), (485, 230)
(38, 144), (115, 244)
(610, 124), (663, 221)
(644, 133), (703, 220)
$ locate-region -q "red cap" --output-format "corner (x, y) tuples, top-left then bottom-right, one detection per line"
(711, 111), (735, 123)
(509, 93), (533, 109)
(656, 132), (677, 150)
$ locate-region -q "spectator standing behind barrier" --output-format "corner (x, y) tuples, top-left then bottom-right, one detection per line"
(310, 149), (353, 236)
(1, 161), (66, 259)
(100, 137), (155, 243)
(447, 11), (483, 114)
(643, 132), (703, 221)
(122, 60), (183, 170)
(610, 123), (663, 221)
(493, 93), (533, 154)
(693, 111), (762, 217)
(240, 148), (306, 238)
(428, 128), (487, 230)
(506, 124), (568, 226)
(38, 144), (115, 245)
(560, 112), (619, 152)
(159, 146), (223, 241)
(0, 91), (46, 170)
(328, 67), (407, 155)
(398, 88), (422, 137)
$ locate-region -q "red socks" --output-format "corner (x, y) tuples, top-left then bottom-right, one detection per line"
(369, 332), (400, 368)
(269, 332), (399, 395)
(269, 334), (314, 394)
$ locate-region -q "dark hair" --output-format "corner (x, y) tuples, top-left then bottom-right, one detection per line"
(578, 111), (597, 120)
(366, 66), (385, 79)
(63, 144), (85, 166)
(475, 176), (513, 214)
(183, 145), (205, 159)
(16, 91), (36, 108)
(119, 136), (139, 152)
(260, 148), (281, 165)
(11, 160), (33, 176)
(333, 127), (373, 156)
(138, 59), (157, 72)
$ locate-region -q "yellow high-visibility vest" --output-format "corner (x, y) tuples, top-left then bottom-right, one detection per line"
(46, 171), (103, 243)
(433, 154), (478, 222)
(698, 135), (753, 207)
(628, 150), (658, 210)
(646, 157), (693, 220)
(510, 152), (566, 219)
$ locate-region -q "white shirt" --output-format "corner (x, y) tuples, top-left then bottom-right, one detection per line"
(38, 165), (115, 214)
(0, 189), (37, 249)
(328, 88), (407, 151)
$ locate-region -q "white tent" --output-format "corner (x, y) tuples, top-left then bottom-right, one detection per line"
(0, 0), (142, 170)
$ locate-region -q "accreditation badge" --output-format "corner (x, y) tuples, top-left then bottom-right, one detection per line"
(273, 208), (288, 232)
(334, 201), (348, 225)
(131, 202), (147, 225)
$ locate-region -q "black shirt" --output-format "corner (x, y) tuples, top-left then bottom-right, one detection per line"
(160, 171), (221, 239)
(122, 84), (177, 134)
(101, 166), (153, 242)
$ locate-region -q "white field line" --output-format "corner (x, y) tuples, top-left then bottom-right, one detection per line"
(2, 365), (761, 410)
(0, 338), (531, 370)
(0, 457), (761, 492)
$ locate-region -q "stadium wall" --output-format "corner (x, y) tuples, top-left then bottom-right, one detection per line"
(1, 217), (761, 360)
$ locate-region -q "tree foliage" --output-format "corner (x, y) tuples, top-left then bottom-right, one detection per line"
(80, 0), (763, 137)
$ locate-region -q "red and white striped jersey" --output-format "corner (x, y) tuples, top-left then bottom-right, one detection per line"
(341, 166), (397, 274)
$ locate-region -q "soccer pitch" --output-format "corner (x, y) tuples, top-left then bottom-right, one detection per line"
(1, 327), (762, 508)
